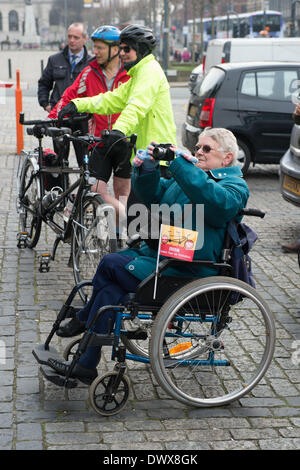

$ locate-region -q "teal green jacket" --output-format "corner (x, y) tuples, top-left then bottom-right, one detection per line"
(72, 54), (177, 157)
(121, 157), (250, 281)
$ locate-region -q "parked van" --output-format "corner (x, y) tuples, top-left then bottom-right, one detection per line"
(189, 37), (300, 92)
(204, 37), (300, 74)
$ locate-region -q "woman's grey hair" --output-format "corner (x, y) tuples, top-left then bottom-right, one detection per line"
(200, 128), (238, 166)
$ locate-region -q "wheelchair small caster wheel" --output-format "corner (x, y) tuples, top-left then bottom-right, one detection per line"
(63, 338), (81, 361)
(89, 371), (130, 416)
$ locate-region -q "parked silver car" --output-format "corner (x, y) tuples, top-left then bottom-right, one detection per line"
(280, 123), (300, 207)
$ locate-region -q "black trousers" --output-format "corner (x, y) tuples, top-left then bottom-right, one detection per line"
(53, 120), (88, 167)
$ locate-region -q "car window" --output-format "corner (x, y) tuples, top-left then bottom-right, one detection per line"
(240, 69), (299, 101)
(240, 72), (256, 96)
(195, 67), (225, 97)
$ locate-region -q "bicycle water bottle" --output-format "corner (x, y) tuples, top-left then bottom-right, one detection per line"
(63, 194), (76, 223)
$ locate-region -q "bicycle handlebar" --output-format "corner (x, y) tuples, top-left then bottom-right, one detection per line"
(19, 112), (90, 126)
(63, 131), (137, 148)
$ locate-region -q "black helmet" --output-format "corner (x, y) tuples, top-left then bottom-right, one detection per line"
(120, 24), (156, 52)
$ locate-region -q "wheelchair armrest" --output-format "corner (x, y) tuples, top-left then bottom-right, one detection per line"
(156, 258), (216, 274)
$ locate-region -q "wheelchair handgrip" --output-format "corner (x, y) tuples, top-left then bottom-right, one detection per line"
(240, 208), (265, 218)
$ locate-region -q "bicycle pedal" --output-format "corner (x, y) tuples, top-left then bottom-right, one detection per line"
(39, 253), (51, 273)
(17, 232), (29, 248)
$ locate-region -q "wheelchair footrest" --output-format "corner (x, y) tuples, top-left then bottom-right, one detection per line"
(32, 343), (63, 366)
(40, 365), (78, 389)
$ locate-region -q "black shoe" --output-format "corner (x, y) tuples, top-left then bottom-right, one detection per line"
(47, 358), (97, 385)
(56, 316), (86, 337)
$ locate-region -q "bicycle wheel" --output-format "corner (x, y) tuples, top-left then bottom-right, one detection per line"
(18, 157), (42, 248)
(150, 276), (275, 408)
(71, 194), (117, 300)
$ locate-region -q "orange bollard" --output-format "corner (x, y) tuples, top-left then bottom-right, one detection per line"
(15, 69), (23, 155)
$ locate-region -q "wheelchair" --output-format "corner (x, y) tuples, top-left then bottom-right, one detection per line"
(32, 209), (276, 416)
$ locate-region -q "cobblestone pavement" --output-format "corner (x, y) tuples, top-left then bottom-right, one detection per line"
(0, 90), (299, 452)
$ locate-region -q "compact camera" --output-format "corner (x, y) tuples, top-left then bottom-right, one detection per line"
(152, 143), (175, 162)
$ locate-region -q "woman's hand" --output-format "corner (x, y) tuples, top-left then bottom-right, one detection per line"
(132, 149), (151, 167)
(169, 145), (198, 164)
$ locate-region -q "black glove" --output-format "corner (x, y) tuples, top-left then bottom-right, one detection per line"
(58, 102), (78, 123)
(103, 129), (127, 156)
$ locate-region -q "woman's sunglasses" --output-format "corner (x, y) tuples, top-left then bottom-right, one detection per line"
(119, 45), (131, 53)
(194, 144), (223, 154)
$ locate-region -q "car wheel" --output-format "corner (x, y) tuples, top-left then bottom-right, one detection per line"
(237, 139), (251, 176)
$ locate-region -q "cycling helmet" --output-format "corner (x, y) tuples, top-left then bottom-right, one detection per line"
(91, 25), (120, 45)
(120, 24), (156, 70)
(120, 24), (156, 52)
(91, 26), (120, 66)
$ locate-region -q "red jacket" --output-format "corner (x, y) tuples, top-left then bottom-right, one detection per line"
(49, 58), (129, 135)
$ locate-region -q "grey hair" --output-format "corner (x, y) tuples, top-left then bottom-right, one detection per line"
(68, 23), (87, 38)
(200, 128), (238, 166)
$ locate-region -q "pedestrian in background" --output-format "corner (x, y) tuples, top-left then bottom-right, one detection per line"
(38, 23), (92, 166)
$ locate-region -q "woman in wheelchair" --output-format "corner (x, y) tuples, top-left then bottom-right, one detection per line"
(47, 127), (250, 384)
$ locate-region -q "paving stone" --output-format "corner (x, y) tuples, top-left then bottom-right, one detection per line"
(0, 89), (299, 451)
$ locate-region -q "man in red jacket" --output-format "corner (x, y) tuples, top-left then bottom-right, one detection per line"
(49, 25), (130, 220)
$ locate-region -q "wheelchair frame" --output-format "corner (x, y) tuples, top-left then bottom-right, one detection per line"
(32, 208), (276, 416)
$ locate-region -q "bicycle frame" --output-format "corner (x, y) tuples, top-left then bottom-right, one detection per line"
(19, 134), (92, 260)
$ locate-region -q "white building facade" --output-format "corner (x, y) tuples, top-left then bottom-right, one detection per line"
(0, 0), (63, 44)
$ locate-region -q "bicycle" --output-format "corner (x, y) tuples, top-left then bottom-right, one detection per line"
(17, 113), (131, 300)
(161, 229), (195, 250)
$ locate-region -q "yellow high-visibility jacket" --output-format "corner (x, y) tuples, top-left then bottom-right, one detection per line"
(72, 54), (177, 161)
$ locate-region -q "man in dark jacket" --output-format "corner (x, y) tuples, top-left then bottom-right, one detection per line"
(38, 22), (91, 111)
(38, 23), (91, 166)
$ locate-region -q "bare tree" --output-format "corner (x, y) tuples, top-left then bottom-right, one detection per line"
(50, 0), (83, 27)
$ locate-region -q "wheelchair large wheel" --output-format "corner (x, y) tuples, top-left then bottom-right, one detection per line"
(150, 276), (276, 408)
(71, 194), (117, 301)
(18, 158), (42, 248)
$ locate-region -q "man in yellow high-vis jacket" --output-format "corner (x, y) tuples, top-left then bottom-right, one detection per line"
(58, 24), (177, 230)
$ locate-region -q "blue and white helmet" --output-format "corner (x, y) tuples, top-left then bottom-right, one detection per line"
(91, 25), (120, 45)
